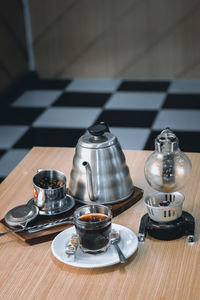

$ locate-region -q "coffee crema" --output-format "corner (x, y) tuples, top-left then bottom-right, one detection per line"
(78, 213), (107, 222)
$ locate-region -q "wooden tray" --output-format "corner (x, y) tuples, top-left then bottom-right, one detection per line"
(0, 186), (143, 245)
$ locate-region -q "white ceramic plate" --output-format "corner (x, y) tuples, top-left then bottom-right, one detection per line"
(51, 223), (138, 268)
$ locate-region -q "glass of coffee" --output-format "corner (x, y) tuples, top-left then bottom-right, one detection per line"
(74, 204), (112, 254)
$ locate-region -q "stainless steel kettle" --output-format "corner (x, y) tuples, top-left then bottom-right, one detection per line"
(68, 123), (134, 204)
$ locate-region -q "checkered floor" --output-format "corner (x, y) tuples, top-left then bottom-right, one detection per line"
(1, 75), (200, 182)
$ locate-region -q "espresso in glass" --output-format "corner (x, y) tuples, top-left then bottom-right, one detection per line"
(74, 205), (112, 254)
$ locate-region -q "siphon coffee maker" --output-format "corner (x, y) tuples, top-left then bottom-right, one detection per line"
(138, 128), (195, 243)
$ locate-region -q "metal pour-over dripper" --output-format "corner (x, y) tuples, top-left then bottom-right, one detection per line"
(138, 129), (195, 243)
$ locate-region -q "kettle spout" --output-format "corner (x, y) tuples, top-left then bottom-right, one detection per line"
(82, 161), (98, 201)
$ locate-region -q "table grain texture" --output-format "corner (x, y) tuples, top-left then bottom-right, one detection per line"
(0, 147), (200, 300)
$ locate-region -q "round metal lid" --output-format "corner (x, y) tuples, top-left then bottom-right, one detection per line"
(77, 123), (118, 149)
(5, 204), (39, 227)
(78, 132), (117, 149)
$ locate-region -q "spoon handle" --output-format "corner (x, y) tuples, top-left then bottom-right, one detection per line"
(27, 217), (74, 233)
(0, 227), (25, 237)
(113, 243), (127, 263)
(0, 216), (74, 237)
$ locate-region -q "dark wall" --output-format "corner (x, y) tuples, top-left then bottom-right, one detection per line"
(0, 0), (28, 93)
(29, 0), (200, 79)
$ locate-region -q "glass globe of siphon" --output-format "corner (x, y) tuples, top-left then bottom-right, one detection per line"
(144, 128), (192, 193)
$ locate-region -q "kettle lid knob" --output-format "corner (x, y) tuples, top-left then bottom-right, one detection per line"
(78, 122), (116, 148)
(88, 122), (110, 136)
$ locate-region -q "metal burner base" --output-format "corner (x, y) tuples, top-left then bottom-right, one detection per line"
(138, 211), (195, 243)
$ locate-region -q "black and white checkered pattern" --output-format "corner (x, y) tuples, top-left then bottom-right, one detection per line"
(0, 74), (200, 182)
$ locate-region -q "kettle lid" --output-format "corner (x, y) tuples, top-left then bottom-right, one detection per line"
(78, 122), (118, 149)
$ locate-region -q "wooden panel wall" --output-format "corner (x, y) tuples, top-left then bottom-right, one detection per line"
(29, 0), (200, 79)
(0, 0), (28, 93)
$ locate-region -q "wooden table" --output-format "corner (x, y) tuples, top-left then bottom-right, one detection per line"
(0, 147), (200, 300)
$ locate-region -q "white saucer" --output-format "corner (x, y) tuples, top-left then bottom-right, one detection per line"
(51, 223), (138, 268)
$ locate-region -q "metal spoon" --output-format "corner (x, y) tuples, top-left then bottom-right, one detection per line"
(0, 216), (74, 237)
(0, 224), (28, 237)
(111, 229), (127, 263)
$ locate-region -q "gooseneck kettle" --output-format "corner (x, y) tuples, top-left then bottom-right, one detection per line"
(68, 123), (134, 204)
